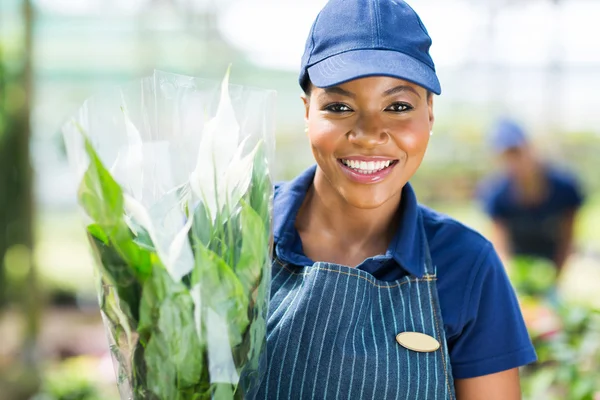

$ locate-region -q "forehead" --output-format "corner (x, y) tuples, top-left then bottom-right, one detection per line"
(311, 76), (426, 98)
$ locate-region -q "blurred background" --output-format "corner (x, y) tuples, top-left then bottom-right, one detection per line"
(0, 0), (599, 399)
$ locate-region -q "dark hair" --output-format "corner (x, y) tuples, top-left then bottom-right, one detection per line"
(303, 79), (432, 99)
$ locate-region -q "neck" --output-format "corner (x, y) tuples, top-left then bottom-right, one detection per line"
(297, 168), (401, 252)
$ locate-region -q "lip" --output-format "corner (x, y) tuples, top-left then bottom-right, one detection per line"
(339, 155), (397, 162)
(337, 158), (397, 184)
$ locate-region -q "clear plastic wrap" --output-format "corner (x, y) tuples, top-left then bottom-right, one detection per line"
(62, 70), (276, 400)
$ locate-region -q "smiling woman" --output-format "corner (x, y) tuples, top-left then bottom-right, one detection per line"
(303, 77), (433, 211)
(256, 0), (537, 399)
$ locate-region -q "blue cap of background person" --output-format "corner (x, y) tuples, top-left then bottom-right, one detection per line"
(489, 119), (528, 153)
(299, 0), (441, 95)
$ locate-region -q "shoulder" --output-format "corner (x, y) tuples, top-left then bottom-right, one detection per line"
(476, 173), (510, 199)
(419, 206), (536, 377)
(420, 205), (493, 264)
(476, 174), (512, 215)
(419, 205), (499, 339)
(546, 166), (578, 187)
(545, 166), (585, 208)
(419, 205), (498, 323)
(546, 166), (581, 191)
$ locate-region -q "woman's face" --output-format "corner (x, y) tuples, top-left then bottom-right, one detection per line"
(303, 76), (434, 209)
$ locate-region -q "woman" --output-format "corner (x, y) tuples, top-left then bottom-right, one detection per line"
(255, 1), (536, 399)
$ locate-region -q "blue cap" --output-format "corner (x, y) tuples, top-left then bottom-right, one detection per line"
(299, 0), (441, 95)
(489, 119), (528, 153)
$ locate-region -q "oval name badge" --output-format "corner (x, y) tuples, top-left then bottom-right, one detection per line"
(396, 332), (440, 353)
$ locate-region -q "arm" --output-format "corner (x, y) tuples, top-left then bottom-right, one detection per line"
(552, 170), (584, 275)
(455, 369), (522, 400)
(553, 209), (577, 277)
(477, 180), (511, 263)
(448, 244), (536, 392)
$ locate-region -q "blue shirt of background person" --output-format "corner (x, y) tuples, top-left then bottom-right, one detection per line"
(478, 119), (585, 276)
(257, 1), (537, 398)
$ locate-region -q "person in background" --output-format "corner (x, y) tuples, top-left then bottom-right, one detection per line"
(478, 119), (585, 279)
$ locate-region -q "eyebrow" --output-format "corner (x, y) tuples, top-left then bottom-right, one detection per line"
(321, 86), (356, 98)
(383, 85), (421, 99)
(319, 84), (421, 99)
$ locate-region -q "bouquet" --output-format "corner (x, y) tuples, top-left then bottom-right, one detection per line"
(62, 69), (276, 399)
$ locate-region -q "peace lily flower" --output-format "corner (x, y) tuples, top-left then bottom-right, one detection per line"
(111, 93), (195, 282)
(118, 69), (261, 282)
(189, 67), (260, 221)
(109, 94), (144, 201)
(63, 68), (274, 400)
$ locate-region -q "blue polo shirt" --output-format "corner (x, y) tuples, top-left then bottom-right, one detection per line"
(478, 166), (584, 262)
(273, 166), (537, 379)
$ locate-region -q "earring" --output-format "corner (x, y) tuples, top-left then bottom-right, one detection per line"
(304, 126), (309, 134)
(430, 130), (433, 136)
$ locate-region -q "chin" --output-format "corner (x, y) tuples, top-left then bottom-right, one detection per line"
(338, 185), (401, 210)
(316, 159), (408, 209)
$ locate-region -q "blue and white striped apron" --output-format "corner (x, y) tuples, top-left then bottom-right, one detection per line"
(255, 213), (456, 399)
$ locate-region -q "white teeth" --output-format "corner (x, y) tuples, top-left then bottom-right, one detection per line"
(342, 159), (394, 174)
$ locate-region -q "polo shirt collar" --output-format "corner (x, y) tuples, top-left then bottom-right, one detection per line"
(273, 165), (425, 278)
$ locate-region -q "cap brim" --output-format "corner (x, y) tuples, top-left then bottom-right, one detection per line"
(307, 49), (441, 95)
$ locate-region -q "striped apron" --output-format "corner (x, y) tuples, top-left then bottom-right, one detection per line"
(254, 213), (456, 399)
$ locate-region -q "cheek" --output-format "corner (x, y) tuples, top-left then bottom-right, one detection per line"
(308, 132), (338, 162)
(391, 118), (430, 156)
(307, 119), (346, 157)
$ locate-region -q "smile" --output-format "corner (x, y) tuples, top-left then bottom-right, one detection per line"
(339, 159), (397, 175)
(337, 158), (399, 184)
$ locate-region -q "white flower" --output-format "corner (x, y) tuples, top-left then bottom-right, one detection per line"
(123, 192), (195, 282)
(189, 67), (257, 220)
(119, 68), (259, 282)
(110, 94), (144, 200)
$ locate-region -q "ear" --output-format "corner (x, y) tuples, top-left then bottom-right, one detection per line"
(301, 95), (310, 122)
(427, 94), (435, 132)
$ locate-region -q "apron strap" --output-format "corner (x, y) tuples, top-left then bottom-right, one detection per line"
(418, 209), (436, 277)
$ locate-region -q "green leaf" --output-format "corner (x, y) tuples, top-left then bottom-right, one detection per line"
(158, 294), (204, 388)
(248, 143), (272, 225)
(190, 200), (213, 250)
(145, 329), (178, 400)
(140, 267), (207, 397)
(88, 231), (142, 324)
(138, 267), (169, 336)
(236, 200), (267, 297)
(88, 223), (109, 244)
(212, 383), (235, 400)
(78, 130), (155, 284)
(78, 135), (124, 230)
(128, 218), (157, 252)
(192, 242), (249, 348)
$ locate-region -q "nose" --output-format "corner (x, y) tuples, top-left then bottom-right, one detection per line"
(347, 113), (389, 148)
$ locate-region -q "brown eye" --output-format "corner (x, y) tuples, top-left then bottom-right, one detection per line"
(385, 102), (412, 112)
(324, 103), (353, 113)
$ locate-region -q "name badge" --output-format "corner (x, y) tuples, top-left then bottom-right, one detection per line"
(396, 332), (440, 353)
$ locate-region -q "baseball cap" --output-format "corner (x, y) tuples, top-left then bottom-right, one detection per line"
(489, 119), (528, 153)
(299, 0), (441, 95)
